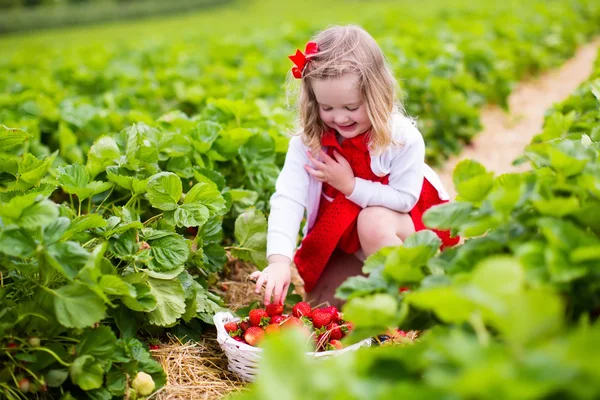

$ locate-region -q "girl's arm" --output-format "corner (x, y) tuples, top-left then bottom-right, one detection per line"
(345, 120), (425, 212)
(266, 136), (311, 261)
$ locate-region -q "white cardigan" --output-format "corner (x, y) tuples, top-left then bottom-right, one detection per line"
(266, 113), (449, 261)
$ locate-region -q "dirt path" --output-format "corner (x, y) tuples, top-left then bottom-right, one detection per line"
(436, 38), (600, 199)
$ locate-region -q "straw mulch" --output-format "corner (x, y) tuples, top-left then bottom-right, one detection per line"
(149, 333), (245, 400)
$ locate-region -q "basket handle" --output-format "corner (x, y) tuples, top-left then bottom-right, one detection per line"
(213, 311), (235, 344)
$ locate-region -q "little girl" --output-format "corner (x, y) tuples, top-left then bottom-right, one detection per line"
(251, 25), (458, 308)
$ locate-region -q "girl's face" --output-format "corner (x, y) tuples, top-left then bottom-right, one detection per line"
(311, 73), (372, 140)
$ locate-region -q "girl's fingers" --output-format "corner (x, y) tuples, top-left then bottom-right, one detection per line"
(332, 150), (348, 165)
(304, 165), (325, 180)
(272, 281), (284, 305)
(307, 151), (327, 170)
(281, 281), (290, 304)
(320, 150), (335, 164)
(264, 278), (276, 305)
(255, 273), (267, 294)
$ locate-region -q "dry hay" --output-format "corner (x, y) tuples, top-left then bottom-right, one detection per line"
(221, 255), (306, 311)
(149, 333), (245, 400)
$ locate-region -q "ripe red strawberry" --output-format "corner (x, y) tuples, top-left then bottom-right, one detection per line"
(322, 306), (341, 322)
(224, 322), (239, 333)
(149, 344), (160, 350)
(224, 322), (241, 336)
(292, 302), (312, 318)
(266, 303), (284, 317)
(311, 309), (332, 329)
(328, 339), (343, 350)
(249, 309), (270, 327)
(399, 287), (410, 293)
(270, 315), (286, 325)
(239, 319), (250, 332)
(232, 336), (246, 344)
(244, 327), (265, 346)
(326, 322), (342, 340)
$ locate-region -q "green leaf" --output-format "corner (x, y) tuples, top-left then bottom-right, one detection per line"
(46, 241), (90, 279)
(99, 275), (136, 297)
(532, 197), (580, 217)
(453, 160), (494, 202)
(146, 172), (182, 211)
(43, 217), (71, 244)
(70, 355), (104, 390)
(121, 282), (157, 312)
(146, 233), (190, 272)
(0, 227), (36, 257)
(146, 278), (186, 326)
(470, 256), (524, 297)
(231, 207), (267, 269)
(46, 369), (69, 387)
(214, 127), (253, 160)
(106, 166), (148, 195)
(17, 199), (59, 230)
(184, 182), (227, 215)
(343, 293), (398, 331)
(189, 121), (221, 153)
(54, 283), (106, 328)
(76, 326), (117, 359)
(86, 136), (120, 178)
(58, 122), (84, 164)
(165, 203), (209, 228)
(422, 201), (473, 231)
(407, 287), (476, 323)
(0, 125), (31, 151)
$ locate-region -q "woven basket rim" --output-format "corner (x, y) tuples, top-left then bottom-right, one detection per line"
(214, 311), (372, 356)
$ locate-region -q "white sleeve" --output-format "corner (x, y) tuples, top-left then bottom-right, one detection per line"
(345, 123), (425, 213)
(266, 137), (310, 261)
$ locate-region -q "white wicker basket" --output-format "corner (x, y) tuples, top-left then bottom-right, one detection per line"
(214, 311), (372, 382)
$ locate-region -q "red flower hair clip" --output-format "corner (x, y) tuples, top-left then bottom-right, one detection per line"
(288, 41), (319, 79)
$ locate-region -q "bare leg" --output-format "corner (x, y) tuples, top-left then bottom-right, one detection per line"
(303, 249), (364, 309)
(357, 207), (415, 257)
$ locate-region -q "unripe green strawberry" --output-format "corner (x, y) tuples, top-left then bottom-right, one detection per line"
(132, 372), (155, 396)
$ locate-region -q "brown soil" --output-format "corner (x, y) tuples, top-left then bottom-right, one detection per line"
(435, 38), (600, 199)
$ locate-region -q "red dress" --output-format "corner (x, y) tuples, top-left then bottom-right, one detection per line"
(294, 130), (459, 292)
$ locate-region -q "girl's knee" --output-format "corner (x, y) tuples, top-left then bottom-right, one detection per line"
(357, 207), (395, 243)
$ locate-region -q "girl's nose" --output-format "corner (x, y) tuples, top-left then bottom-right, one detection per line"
(333, 113), (350, 125)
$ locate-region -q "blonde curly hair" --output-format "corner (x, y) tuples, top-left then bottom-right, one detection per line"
(287, 24), (406, 155)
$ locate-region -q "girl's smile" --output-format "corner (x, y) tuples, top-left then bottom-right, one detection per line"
(311, 73), (372, 139)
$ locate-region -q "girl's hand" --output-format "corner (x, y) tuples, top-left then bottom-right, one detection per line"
(250, 261), (291, 305)
(305, 150), (356, 196)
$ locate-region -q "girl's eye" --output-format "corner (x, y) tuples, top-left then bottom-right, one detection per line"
(321, 107), (332, 111)
(346, 107), (358, 111)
